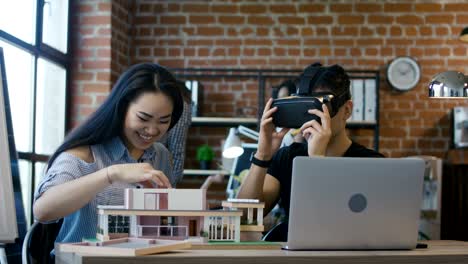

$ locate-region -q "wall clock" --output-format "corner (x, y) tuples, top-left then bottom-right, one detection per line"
(387, 56), (421, 92)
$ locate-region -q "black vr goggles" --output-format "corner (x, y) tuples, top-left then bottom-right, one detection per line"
(272, 65), (350, 128)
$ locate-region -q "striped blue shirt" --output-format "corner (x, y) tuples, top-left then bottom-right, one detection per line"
(34, 136), (174, 244)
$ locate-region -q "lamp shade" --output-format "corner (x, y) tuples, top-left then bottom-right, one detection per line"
(459, 27), (468, 43)
(428, 71), (468, 98)
(222, 128), (244, 158)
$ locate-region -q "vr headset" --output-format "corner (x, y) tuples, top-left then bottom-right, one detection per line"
(272, 65), (349, 128)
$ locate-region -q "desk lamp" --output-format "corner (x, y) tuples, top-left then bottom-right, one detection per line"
(428, 71), (467, 98)
(222, 125), (259, 158)
(459, 27), (468, 43)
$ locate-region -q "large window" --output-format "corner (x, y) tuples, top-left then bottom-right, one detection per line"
(0, 0), (70, 225)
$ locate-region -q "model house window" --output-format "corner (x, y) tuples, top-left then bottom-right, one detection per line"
(0, 0), (70, 225)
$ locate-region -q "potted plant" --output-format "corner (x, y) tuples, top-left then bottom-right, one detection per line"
(196, 144), (214, 170)
(199, 230), (209, 243)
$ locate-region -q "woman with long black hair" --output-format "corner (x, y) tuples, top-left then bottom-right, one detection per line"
(33, 63), (183, 244)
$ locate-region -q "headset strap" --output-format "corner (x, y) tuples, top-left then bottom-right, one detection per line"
(298, 66), (321, 95)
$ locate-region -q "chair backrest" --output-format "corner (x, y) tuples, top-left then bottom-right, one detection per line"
(22, 219), (63, 264)
(262, 221), (287, 242)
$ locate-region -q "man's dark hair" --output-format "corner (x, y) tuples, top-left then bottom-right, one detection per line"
(298, 62), (351, 99)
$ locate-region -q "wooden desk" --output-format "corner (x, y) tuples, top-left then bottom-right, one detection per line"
(56, 240), (468, 264)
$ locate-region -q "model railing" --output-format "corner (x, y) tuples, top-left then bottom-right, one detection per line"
(207, 216), (237, 241)
(137, 225), (188, 238)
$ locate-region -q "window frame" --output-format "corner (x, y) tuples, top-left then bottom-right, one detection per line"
(0, 0), (71, 224)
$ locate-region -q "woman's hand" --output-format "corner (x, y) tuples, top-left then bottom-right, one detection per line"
(300, 104), (332, 157)
(257, 98), (289, 160)
(108, 163), (172, 188)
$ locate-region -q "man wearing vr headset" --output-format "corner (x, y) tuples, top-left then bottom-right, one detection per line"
(237, 63), (384, 241)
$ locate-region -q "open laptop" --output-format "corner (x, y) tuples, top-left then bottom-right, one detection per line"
(285, 157), (425, 250)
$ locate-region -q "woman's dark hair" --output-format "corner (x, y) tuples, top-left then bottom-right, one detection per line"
(272, 79), (297, 99)
(47, 63), (183, 169)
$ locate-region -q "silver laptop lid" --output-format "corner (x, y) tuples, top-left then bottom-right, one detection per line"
(286, 157), (425, 250)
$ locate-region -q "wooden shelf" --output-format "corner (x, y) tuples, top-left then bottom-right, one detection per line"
(183, 169), (230, 176)
(191, 117), (375, 129)
(191, 117), (257, 127)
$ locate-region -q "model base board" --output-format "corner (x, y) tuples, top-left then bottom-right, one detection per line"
(57, 238), (191, 256)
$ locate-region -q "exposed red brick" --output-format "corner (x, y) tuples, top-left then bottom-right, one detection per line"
(270, 5), (296, 13)
(334, 39), (354, 46)
(278, 16), (305, 25)
(307, 16), (333, 24)
(360, 27), (374, 36)
(274, 48), (287, 56)
(218, 16), (245, 24)
(339, 15), (365, 24)
(190, 16), (215, 24)
(81, 60), (110, 70)
(81, 15), (111, 25)
(298, 4), (325, 13)
(247, 16), (273, 25)
(197, 27), (224, 36)
(77, 3), (94, 13)
(396, 15), (424, 24)
(316, 27), (329, 36)
(160, 16), (186, 24)
(304, 39), (330, 46)
(301, 28), (314, 36)
(330, 4), (352, 13)
(98, 2), (111, 12)
(156, 59), (185, 68)
(212, 5), (238, 13)
(384, 3), (412, 12)
(245, 39), (273, 46)
(138, 3), (153, 13)
(276, 39), (300, 46)
(97, 48), (111, 57)
(215, 39), (242, 47)
(331, 27), (358, 36)
(167, 4), (178, 12)
(355, 4), (382, 12)
(426, 15), (454, 24)
(82, 83), (110, 93)
(96, 72), (111, 82)
(258, 48), (272, 56)
(334, 48), (347, 56)
(445, 3), (468, 12)
(182, 4), (209, 13)
(240, 5), (267, 14)
(435, 27), (449, 36)
(368, 15), (393, 24)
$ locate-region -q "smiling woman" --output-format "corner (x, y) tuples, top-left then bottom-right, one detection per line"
(123, 92), (174, 160)
(31, 63), (183, 253)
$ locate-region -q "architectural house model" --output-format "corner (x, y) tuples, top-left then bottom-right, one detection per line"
(96, 188), (256, 243)
(222, 199), (265, 232)
(57, 188), (271, 257)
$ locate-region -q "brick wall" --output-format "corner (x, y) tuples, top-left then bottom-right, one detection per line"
(110, 0), (133, 83)
(70, 0), (132, 127)
(70, 0), (468, 167)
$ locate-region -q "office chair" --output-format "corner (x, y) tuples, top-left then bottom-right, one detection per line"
(22, 219), (63, 264)
(262, 221), (288, 242)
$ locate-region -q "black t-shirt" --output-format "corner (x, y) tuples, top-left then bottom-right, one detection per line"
(267, 142), (384, 221)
